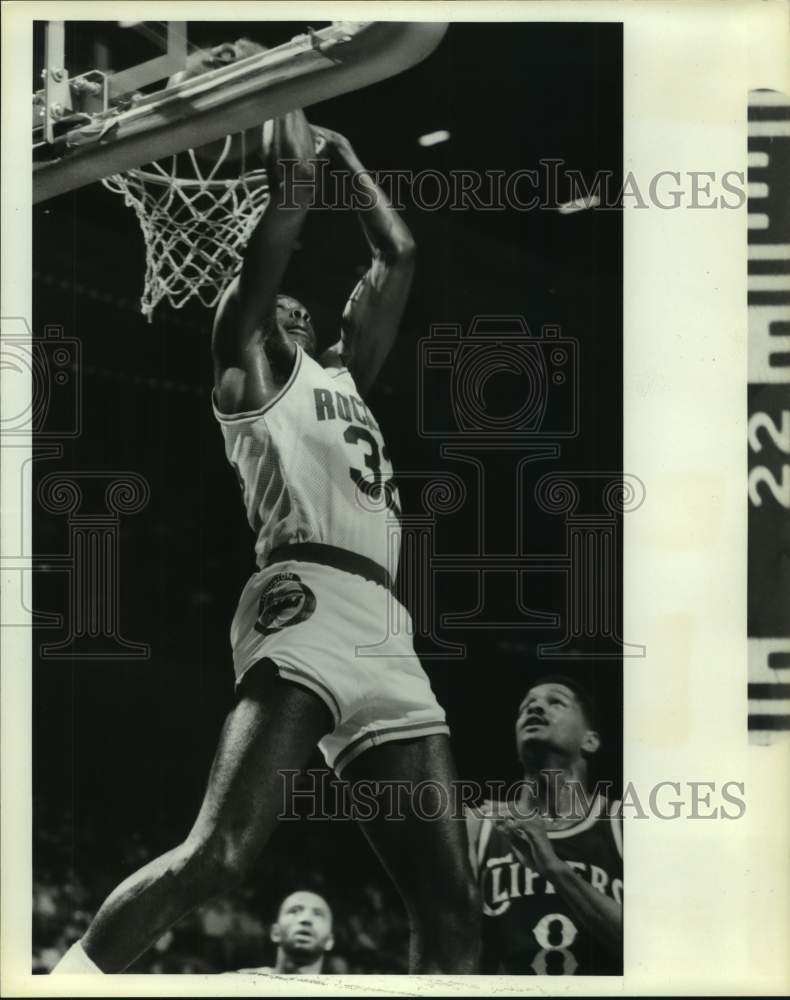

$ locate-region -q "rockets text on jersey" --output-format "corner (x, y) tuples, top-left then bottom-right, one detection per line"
(213, 348), (402, 574)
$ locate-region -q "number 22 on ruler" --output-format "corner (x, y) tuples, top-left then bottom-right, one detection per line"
(748, 410), (790, 507)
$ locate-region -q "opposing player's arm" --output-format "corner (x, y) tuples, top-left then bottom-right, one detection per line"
(543, 854), (622, 958)
(315, 127), (415, 397)
(494, 812), (622, 958)
(212, 110), (316, 413)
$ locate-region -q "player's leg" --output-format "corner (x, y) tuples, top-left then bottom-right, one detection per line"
(343, 734), (481, 973)
(68, 661), (332, 973)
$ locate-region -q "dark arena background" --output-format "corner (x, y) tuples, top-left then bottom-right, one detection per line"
(32, 22), (623, 973)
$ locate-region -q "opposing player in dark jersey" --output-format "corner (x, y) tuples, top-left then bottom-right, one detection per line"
(53, 87), (479, 975)
(467, 675), (622, 974)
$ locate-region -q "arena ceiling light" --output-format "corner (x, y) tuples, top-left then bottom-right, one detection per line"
(418, 129), (450, 147)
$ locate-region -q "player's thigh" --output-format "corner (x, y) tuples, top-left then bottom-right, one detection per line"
(189, 659), (333, 847)
(343, 734), (475, 909)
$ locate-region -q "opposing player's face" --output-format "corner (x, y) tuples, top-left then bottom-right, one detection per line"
(275, 295), (318, 356)
(271, 891), (334, 959)
(515, 683), (599, 761)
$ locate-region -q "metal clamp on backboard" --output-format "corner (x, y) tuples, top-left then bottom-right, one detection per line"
(33, 21), (186, 149)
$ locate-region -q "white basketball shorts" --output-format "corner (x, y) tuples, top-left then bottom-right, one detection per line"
(229, 547), (449, 774)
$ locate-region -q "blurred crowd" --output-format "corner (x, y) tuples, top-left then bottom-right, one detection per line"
(33, 808), (410, 974)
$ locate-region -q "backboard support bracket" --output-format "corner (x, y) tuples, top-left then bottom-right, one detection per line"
(108, 22), (187, 100)
(35, 21), (187, 146)
(42, 21), (71, 143)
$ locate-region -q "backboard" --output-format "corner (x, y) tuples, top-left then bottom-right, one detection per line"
(32, 21), (449, 204)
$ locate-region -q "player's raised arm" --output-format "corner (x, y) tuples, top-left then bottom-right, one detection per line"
(212, 110), (316, 413)
(494, 811), (622, 958)
(315, 127), (416, 397)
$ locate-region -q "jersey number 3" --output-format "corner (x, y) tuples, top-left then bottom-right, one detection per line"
(344, 425), (401, 518)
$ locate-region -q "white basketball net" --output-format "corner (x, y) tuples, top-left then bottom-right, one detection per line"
(102, 134), (270, 320)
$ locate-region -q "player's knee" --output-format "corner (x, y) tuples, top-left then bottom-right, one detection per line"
(204, 835), (257, 890)
(217, 843), (257, 887)
(174, 834), (255, 895)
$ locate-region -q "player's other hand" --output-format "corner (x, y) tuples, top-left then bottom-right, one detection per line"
(492, 810), (559, 877)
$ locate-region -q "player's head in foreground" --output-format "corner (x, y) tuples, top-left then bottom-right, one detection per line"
(270, 890), (334, 972)
(515, 675), (600, 777)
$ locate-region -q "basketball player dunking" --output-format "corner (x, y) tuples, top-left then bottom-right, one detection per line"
(53, 96), (479, 974)
(468, 676), (623, 974)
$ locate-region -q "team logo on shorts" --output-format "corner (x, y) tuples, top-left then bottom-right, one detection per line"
(255, 572), (316, 636)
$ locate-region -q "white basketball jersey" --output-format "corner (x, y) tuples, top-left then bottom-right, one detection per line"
(213, 348), (401, 573)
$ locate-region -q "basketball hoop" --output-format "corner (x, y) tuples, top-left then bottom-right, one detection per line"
(102, 131), (270, 320)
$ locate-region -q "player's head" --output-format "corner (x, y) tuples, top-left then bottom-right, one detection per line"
(515, 675), (600, 767)
(270, 890), (334, 963)
(274, 294), (318, 356)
